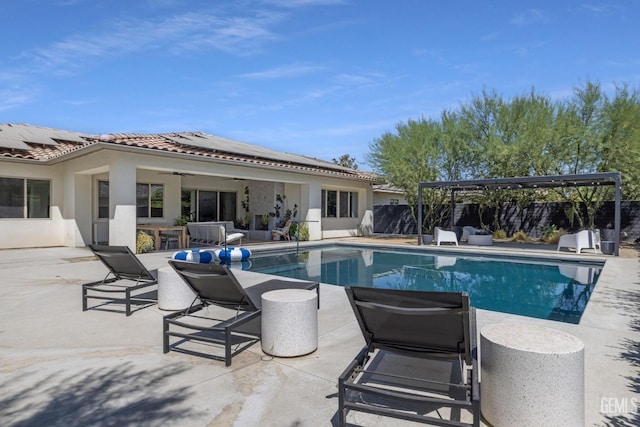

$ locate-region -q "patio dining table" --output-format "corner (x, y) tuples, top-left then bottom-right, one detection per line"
(136, 225), (189, 251)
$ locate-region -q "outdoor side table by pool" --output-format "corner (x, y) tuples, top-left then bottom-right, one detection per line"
(261, 289), (318, 357)
(467, 234), (493, 246)
(157, 266), (200, 310)
(480, 323), (585, 427)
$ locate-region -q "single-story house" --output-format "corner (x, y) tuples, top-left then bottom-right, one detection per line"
(0, 123), (378, 250)
(373, 183), (408, 206)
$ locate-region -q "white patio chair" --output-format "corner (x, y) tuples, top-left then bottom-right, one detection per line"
(434, 227), (458, 246)
(557, 230), (601, 253)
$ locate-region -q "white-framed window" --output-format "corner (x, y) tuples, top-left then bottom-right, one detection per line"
(137, 183), (164, 218)
(98, 181), (109, 218)
(97, 181), (164, 219)
(181, 189), (237, 222)
(322, 189), (358, 218)
(0, 177), (50, 218)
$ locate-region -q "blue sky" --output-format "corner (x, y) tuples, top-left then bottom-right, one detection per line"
(2, 0), (639, 170)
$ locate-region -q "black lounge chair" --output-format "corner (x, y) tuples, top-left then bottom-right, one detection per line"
(164, 260), (319, 366)
(338, 287), (480, 427)
(82, 244), (158, 316)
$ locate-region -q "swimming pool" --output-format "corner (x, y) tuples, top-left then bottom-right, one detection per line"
(246, 245), (603, 324)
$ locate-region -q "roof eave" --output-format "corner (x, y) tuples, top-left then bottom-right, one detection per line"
(44, 141), (375, 182)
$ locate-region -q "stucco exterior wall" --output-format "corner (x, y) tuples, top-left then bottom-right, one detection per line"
(1, 147), (374, 249)
(320, 176), (374, 239)
(0, 162), (65, 249)
(373, 191), (407, 206)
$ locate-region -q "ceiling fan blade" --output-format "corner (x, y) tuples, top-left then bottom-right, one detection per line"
(159, 171), (195, 177)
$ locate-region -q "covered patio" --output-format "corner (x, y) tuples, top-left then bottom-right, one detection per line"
(0, 125), (377, 250)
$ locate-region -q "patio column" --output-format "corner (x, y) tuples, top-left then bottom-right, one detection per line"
(108, 160), (137, 250)
(64, 172), (92, 247)
(301, 183), (322, 241)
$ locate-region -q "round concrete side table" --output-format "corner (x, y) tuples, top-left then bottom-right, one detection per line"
(467, 234), (493, 246)
(480, 323), (584, 427)
(157, 266), (200, 311)
(261, 289), (318, 357)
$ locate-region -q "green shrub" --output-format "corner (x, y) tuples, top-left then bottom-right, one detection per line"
(174, 215), (190, 226)
(541, 224), (558, 240)
(297, 223), (310, 241)
(136, 231), (154, 254)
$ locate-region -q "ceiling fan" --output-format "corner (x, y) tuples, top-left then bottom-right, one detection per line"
(159, 171), (195, 177)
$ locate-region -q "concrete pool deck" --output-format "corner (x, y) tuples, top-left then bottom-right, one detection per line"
(0, 240), (638, 426)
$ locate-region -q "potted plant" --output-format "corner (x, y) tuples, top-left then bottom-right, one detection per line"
(174, 215), (190, 226)
(261, 213), (270, 228)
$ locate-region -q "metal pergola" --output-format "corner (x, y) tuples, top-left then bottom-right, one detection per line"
(417, 172), (622, 256)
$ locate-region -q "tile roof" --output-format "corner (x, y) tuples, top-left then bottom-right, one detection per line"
(0, 124), (378, 182)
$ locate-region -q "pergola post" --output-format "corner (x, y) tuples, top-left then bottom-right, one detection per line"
(614, 173), (621, 256)
(417, 185), (423, 245)
(450, 190), (456, 229)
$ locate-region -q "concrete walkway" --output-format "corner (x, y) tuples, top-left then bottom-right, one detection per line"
(0, 242), (638, 426)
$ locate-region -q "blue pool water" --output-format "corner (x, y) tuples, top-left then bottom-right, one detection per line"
(246, 245), (603, 324)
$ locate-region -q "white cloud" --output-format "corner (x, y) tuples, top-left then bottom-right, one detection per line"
(0, 87), (37, 112)
(19, 8), (285, 74)
(335, 72), (385, 85)
(238, 63), (324, 79)
(510, 9), (550, 26)
(578, 3), (620, 15)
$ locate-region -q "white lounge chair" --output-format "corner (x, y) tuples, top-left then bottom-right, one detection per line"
(557, 230), (601, 254)
(461, 226), (479, 242)
(188, 222), (244, 246)
(216, 225), (244, 246)
(434, 227), (458, 246)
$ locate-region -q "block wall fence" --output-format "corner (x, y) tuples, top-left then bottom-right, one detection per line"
(373, 201), (640, 242)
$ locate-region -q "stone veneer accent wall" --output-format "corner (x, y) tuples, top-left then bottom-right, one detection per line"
(247, 181), (285, 230)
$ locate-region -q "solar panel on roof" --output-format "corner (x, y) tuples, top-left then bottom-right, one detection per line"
(51, 130), (88, 144)
(0, 125), (31, 150)
(167, 132), (352, 171)
(0, 124), (89, 149)
(18, 126), (59, 145)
